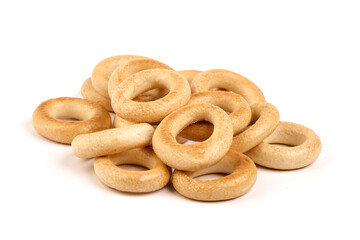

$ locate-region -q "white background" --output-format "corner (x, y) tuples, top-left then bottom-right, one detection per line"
(1, 0), (359, 239)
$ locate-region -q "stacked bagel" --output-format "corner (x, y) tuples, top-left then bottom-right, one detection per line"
(33, 55), (322, 201)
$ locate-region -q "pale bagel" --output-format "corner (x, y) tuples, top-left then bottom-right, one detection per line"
(245, 121), (321, 170)
(152, 103), (233, 171)
(32, 97), (111, 144)
(111, 69), (191, 123)
(94, 147), (171, 193)
(172, 150), (257, 201)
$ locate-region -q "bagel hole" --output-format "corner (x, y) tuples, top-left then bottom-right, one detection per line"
(210, 88), (231, 92)
(56, 116), (80, 121)
(132, 88), (169, 102)
(194, 173), (228, 180)
(269, 143), (295, 147)
(176, 136), (188, 144)
(118, 164), (149, 171)
(179, 120), (214, 144)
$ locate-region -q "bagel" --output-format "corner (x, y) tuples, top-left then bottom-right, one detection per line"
(94, 147), (171, 193)
(81, 77), (113, 112)
(108, 58), (172, 98)
(179, 91), (251, 141)
(245, 121), (321, 170)
(172, 150), (257, 201)
(91, 55), (148, 98)
(111, 69), (191, 123)
(71, 123), (154, 158)
(32, 97), (111, 144)
(230, 102), (280, 153)
(152, 103), (233, 171)
(191, 69), (265, 105)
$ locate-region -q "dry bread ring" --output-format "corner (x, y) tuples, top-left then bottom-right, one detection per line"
(32, 97), (111, 144)
(111, 69), (191, 123)
(94, 147), (171, 193)
(81, 78), (113, 112)
(230, 102), (280, 153)
(152, 103), (233, 171)
(245, 121), (321, 170)
(113, 114), (187, 144)
(91, 55), (148, 98)
(177, 70), (201, 84)
(179, 91), (251, 141)
(191, 69), (265, 105)
(108, 58), (173, 98)
(172, 150), (257, 201)
(71, 123), (154, 158)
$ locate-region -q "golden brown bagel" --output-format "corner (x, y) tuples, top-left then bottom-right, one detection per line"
(81, 78), (113, 112)
(179, 91), (251, 141)
(108, 58), (173, 98)
(191, 69), (265, 105)
(172, 150), (257, 201)
(111, 69), (191, 123)
(71, 123), (154, 158)
(230, 102), (280, 153)
(91, 55), (148, 98)
(152, 103), (233, 171)
(245, 121), (321, 170)
(32, 97), (111, 144)
(94, 147), (171, 193)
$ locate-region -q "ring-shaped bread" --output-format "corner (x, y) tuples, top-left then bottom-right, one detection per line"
(91, 55), (148, 98)
(94, 147), (171, 193)
(111, 69), (191, 123)
(81, 77), (113, 112)
(152, 103), (233, 171)
(230, 102), (280, 153)
(179, 91), (251, 141)
(32, 97), (111, 144)
(71, 123), (154, 158)
(191, 69), (265, 105)
(172, 150), (257, 201)
(108, 58), (172, 98)
(245, 121), (321, 170)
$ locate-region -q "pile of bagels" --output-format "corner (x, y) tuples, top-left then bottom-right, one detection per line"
(32, 55), (322, 201)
